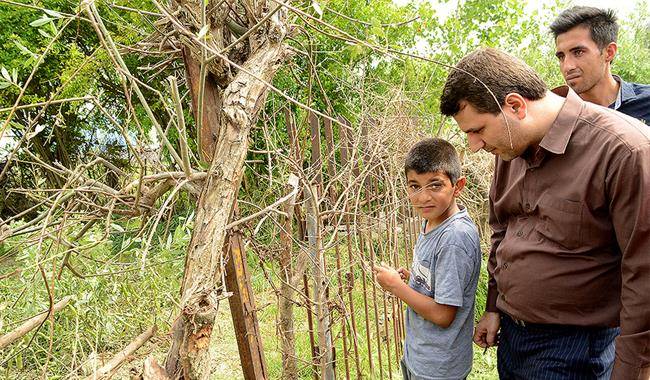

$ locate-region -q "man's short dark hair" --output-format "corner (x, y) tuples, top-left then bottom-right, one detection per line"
(550, 6), (618, 49)
(439, 48), (547, 116)
(404, 138), (461, 183)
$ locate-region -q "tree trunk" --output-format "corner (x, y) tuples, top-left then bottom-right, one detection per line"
(164, 25), (289, 380)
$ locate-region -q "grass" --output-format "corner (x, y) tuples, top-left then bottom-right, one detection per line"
(0, 219), (498, 379)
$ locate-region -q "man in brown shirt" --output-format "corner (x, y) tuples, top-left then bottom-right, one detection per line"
(440, 48), (650, 379)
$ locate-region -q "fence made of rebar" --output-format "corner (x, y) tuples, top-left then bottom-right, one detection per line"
(238, 104), (492, 379)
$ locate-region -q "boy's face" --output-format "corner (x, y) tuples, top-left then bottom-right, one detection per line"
(406, 170), (464, 227)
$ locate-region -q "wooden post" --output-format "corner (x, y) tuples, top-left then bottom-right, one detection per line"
(224, 220), (269, 380)
(307, 111), (334, 379)
(309, 111), (323, 185)
(305, 186), (335, 380)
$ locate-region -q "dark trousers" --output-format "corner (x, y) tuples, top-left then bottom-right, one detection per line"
(498, 314), (619, 380)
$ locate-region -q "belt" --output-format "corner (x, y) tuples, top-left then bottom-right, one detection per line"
(503, 313), (556, 329)
(503, 313), (579, 331)
(511, 316), (528, 327)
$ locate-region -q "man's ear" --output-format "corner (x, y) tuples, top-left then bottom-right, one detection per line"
(604, 42), (617, 63)
(453, 176), (466, 197)
(504, 93), (527, 120)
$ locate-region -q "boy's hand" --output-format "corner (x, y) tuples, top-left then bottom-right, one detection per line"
(373, 262), (403, 293)
(397, 267), (410, 282)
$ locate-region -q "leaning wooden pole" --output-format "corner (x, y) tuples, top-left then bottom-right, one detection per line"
(224, 208), (269, 380)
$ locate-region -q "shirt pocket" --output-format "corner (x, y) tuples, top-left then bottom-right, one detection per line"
(535, 193), (583, 250)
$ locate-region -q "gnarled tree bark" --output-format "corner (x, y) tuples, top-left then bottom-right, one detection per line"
(161, 1), (290, 378)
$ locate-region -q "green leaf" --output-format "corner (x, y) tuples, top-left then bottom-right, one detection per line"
(312, 0), (323, 18)
(14, 40), (35, 58)
(16, 353), (23, 370)
(26, 124), (46, 140)
(121, 237), (132, 250)
(12, 68), (17, 84)
(10, 121), (24, 130)
(0, 81), (9, 89)
(38, 28), (52, 39)
(197, 24), (209, 40)
(30, 16), (53, 27)
(166, 232), (172, 250)
(1, 67), (10, 82)
(43, 9), (63, 18)
(111, 223), (125, 233)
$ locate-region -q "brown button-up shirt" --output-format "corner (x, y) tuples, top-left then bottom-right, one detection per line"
(486, 89), (650, 379)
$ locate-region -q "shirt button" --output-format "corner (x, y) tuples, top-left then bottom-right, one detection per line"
(503, 263), (509, 269)
(516, 231), (523, 237)
(525, 203), (531, 211)
(500, 294), (506, 301)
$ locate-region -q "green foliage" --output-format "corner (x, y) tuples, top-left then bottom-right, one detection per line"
(2, 0), (650, 378)
(613, 2), (650, 83)
(0, 212), (190, 377)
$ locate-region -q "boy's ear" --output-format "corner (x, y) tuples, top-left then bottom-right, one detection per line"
(453, 176), (466, 197)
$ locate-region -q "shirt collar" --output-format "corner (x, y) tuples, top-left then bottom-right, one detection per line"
(612, 74), (636, 109)
(543, 87), (583, 155)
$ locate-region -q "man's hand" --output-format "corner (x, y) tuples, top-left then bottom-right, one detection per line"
(474, 311), (501, 348)
(397, 267), (410, 282)
(373, 262), (403, 293)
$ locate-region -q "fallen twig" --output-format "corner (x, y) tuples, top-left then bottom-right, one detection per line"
(0, 295), (73, 350)
(83, 325), (157, 380)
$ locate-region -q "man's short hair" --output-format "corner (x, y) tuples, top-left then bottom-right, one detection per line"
(550, 6), (618, 49)
(439, 48), (547, 116)
(404, 138), (461, 183)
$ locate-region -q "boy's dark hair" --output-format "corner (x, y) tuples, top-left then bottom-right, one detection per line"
(550, 6), (618, 50)
(404, 138), (461, 183)
(439, 48), (547, 116)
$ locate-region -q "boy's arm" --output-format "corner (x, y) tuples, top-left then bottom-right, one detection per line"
(374, 264), (458, 328)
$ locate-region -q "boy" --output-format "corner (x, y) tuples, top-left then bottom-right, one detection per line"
(374, 138), (481, 380)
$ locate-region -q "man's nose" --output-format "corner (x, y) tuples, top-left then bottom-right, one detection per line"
(467, 133), (485, 153)
(562, 56), (576, 74)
